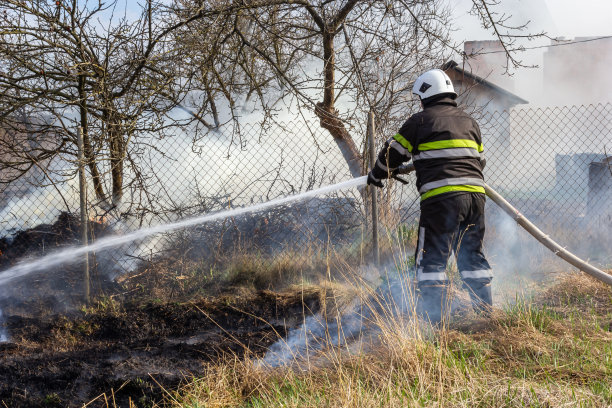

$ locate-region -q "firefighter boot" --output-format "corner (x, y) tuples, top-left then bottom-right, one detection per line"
(464, 279), (493, 316)
(417, 283), (449, 326)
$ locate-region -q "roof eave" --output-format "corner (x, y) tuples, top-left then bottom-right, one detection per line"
(442, 60), (529, 105)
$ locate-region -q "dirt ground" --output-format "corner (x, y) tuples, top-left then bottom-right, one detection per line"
(0, 288), (321, 407)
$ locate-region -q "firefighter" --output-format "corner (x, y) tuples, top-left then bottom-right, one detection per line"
(367, 69), (493, 324)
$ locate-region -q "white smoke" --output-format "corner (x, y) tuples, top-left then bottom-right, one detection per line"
(0, 177), (80, 236)
(449, 0), (612, 108)
(258, 263), (447, 367)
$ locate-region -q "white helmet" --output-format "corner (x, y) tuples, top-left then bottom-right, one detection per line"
(412, 69), (457, 100)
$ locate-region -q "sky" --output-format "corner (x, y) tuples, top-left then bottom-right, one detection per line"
(452, 0), (612, 40)
(120, 0), (612, 37)
(117, 0), (612, 51)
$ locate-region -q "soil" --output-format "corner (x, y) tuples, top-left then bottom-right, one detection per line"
(0, 289), (321, 407)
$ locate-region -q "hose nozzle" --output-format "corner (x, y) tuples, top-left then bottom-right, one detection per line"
(392, 163), (415, 184)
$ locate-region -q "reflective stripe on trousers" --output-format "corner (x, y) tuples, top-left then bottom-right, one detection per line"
(415, 226), (449, 282)
(417, 268), (448, 282)
(460, 269), (493, 280)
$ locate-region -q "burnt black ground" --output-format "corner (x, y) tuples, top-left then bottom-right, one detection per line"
(0, 213), (325, 407)
(0, 290), (321, 407)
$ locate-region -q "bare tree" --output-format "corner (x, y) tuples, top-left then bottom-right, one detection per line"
(0, 0), (210, 208)
(468, 0), (548, 71)
(0, 0), (543, 206)
(170, 1), (453, 177)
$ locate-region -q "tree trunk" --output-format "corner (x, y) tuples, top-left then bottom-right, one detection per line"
(78, 74), (107, 204)
(103, 106), (125, 206)
(315, 31), (362, 178)
(109, 119), (124, 205)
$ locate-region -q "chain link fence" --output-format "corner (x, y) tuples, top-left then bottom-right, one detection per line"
(480, 103), (612, 280)
(0, 103), (610, 279)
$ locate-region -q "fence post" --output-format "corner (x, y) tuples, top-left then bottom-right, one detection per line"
(367, 111), (380, 265)
(77, 127), (90, 304)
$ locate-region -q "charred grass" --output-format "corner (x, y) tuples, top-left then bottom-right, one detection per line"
(0, 242), (364, 407)
(164, 273), (612, 408)
(0, 285), (329, 407)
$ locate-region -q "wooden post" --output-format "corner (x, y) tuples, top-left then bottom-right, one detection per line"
(77, 127), (90, 304)
(367, 111), (380, 265)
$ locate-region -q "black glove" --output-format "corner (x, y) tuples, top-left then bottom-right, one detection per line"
(367, 171), (384, 188)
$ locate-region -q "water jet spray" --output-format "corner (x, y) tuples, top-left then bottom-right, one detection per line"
(0, 308), (6, 342)
(0, 177), (367, 286)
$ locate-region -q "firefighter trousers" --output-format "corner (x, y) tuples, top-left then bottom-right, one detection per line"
(414, 193), (493, 320)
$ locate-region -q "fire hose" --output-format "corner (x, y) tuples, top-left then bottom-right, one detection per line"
(394, 164), (612, 286)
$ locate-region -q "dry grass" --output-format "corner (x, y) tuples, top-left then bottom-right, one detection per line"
(538, 272), (612, 316)
(115, 241), (371, 303)
(155, 271), (612, 408)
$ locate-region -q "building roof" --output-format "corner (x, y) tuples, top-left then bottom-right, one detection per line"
(442, 60), (528, 105)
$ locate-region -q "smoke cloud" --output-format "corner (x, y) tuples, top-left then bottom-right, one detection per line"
(259, 260), (481, 367)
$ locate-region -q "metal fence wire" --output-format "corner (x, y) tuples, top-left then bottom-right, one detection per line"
(0, 103), (611, 276)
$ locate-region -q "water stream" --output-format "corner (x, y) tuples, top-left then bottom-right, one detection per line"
(0, 308), (6, 342)
(0, 176), (367, 286)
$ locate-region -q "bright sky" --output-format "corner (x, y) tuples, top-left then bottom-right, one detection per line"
(451, 0), (612, 42)
(117, 0), (612, 42)
(117, 0), (612, 40)
(115, 0), (610, 105)
(544, 0), (612, 37)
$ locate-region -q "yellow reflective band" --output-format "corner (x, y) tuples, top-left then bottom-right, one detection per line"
(478, 143), (484, 153)
(420, 185), (485, 201)
(393, 133), (413, 152)
(418, 139), (482, 152)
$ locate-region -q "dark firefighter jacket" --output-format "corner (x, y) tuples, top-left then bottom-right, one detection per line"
(371, 96), (486, 203)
